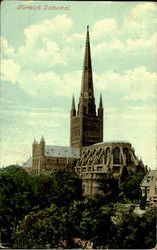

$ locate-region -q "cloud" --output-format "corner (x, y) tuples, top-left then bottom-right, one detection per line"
(65, 32), (84, 44)
(92, 18), (120, 40)
(8, 15), (74, 71)
(129, 2), (156, 20)
(1, 42), (155, 103)
(1, 6), (156, 88)
(124, 2), (157, 38)
(94, 66), (156, 101)
(1, 7), (156, 104)
(24, 15), (73, 47)
(0, 105), (70, 167)
(125, 34), (156, 53)
(1, 37), (15, 57)
(1, 59), (20, 83)
(16, 69), (82, 97)
(92, 33), (156, 59)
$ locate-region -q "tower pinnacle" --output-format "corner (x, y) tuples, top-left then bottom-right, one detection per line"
(71, 94), (76, 117)
(99, 93), (103, 109)
(40, 136), (45, 143)
(98, 93), (103, 119)
(72, 94), (76, 110)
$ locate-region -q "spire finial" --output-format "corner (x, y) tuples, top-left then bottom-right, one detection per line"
(87, 25), (89, 32)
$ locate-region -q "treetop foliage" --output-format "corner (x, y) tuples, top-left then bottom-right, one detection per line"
(0, 165), (156, 249)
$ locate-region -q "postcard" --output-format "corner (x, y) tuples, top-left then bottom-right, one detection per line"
(0, 1), (156, 249)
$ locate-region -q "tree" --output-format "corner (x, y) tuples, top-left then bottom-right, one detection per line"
(120, 171), (145, 202)
(12, 203), (80, 249)
(111, 205), (156, 249)
(0, 165), (37, 244)
(0, 167), (83, 246)
(137, 206), (156, 249)
(98, 177), (120, 203)
(78, 196), (116, 248)
(120, 166), (129, 183)
(35, 170), (83, 208)
(140, 194), (147, 210)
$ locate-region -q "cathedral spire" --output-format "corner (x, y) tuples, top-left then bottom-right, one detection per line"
(70, 26), (103, 148)
(81, 25), (94, 99)
(78, 26), (96, 116)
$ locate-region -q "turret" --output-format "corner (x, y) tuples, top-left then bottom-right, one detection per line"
(33, 138), (37, 144)
(40, 136), (45, 156)
(32, 138), (37, 157)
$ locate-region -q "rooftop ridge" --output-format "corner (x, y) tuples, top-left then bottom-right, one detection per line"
(93, 140), (131, 145)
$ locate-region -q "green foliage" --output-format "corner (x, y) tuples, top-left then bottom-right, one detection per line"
(35, 170), (83, 208)
(140, 207), (156, 249)
(11, 193), (157, 249)
(0, 165), (37, 243)
(120, 170), (145, 202)
(98, 177), (120, 203)
(98, 168), (145, 204)
(0, 166), (82, 246)
(77, 196), (116, 248)
(1, 165), (156, 249)
(111, 206), (156, 249)
(12, 203), (78, 248)
(111, 203), (135, 225)
(120, 166), (129, 182)
(140, 194), (147, 210)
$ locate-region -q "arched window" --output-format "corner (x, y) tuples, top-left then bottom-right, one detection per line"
(123, 147), (132, 165)
(113, 147), (120, 164)
(97, 148), (103, 157)
(99, 155), (104, 164)
(106, 147), (110, 156)
(105, 147), (110, 164)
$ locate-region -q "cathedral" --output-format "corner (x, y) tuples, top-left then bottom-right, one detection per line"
(24, 26), (146, 195)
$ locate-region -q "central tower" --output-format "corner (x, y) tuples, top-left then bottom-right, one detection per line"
(70, 26), (103, 148)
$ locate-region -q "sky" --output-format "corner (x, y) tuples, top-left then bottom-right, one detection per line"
(1, 1), (156, 169)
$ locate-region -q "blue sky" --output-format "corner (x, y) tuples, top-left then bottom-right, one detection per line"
(1, 1), (156, 169)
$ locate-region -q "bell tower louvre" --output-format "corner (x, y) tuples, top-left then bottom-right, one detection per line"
(70, 26), (103, 148)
